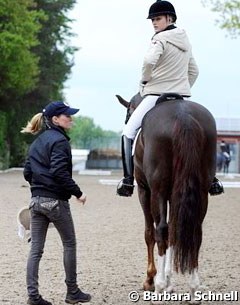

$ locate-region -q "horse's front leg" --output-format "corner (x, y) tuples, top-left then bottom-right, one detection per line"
(155, 245), (175, 293)
(154, 250), (166, 293)
(144, 221), (156, 291)
(138, 185), (156, 291)
(164, 246), (174, 293)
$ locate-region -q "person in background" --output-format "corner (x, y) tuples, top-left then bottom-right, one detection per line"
(116, 0), (224, 197)
(21, 101), (91, 305)
(220, 140), (230, 158)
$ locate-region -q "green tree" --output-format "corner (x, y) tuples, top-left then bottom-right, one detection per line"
(69, 116), (104, 148)
(69, 116), (121, 149)
(0, 0), (44, 106)
(202, 0), (240, 37)
(0, 0), (79, 166)
(26, 0), (77, 106)
(0, 0), (44, 168)
(0, 0), (78, 168)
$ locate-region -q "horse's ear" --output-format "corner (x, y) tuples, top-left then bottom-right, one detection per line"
(115, 95), (130, 109)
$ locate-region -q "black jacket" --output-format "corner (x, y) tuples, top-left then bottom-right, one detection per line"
(24, 125), (82, 200)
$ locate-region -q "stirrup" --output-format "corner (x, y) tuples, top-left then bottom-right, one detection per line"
(209, 178), (224, 196)
(117, 178), (134, 197)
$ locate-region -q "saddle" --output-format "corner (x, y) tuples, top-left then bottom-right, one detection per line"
(155, 93), (184, 105)
(132, 93), (185, 154)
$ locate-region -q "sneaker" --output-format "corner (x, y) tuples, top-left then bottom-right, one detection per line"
(27, 296), (52, 305)
(209, 177), (224, 196)
(116, 178), (134, 197)
(65, 289), (91, 304)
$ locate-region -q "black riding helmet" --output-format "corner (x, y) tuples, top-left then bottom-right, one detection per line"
(147, 0), (177, 22)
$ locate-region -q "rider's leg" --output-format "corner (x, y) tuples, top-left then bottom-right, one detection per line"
(209, 176), (224, 196)
(117, 95), (159, 197)
(116, 136), (135, 197)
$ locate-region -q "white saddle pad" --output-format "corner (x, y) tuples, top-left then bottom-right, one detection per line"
(132, 128), (142, 156)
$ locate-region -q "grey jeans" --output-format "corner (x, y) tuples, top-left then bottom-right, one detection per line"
(27, 196), (78, 299)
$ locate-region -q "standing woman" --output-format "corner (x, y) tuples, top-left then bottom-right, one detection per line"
(22, 101), (91, 305)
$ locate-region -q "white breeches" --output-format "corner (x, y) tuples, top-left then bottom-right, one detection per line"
(122, 95), (160, 139)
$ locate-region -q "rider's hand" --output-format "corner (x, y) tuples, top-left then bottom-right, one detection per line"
(76, 193), (87, 205)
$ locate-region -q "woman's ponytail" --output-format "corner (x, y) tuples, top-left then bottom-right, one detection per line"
(21, 113), (44, 134)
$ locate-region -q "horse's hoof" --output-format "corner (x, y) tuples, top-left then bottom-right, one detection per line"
(155, 283), (166, 293)
(166, 285), (176, 293)
(143, 281), (154, 292)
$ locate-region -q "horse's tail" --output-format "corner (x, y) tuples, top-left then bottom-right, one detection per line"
(170, 113), (205, 274)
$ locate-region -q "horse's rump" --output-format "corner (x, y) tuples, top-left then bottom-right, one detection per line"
(139, 99), (216, 185)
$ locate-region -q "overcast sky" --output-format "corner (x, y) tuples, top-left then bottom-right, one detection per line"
(64, 0), (240, 132)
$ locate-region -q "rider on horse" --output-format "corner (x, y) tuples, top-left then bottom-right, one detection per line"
(117, 0), (224, 197)
(220, 140), (231, 159)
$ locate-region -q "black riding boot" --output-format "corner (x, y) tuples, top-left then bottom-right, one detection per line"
(117, 136), (134, 197)
(209, 176), (224, 196)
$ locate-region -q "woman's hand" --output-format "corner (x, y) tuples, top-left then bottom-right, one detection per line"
(76, 193), (87, 205)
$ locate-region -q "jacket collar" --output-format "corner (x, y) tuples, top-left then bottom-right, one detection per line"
(153, 24), (176, 37)
(45, 121), (70, 141)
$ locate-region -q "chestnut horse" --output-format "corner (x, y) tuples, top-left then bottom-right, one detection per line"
(116, 93), (217, 303)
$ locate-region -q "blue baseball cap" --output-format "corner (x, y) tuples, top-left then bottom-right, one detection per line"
(42, 101), (79, 117)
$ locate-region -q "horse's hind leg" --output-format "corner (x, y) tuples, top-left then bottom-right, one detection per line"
(188, 246), (207, 299)
(188, 269), (201, 304)
(188, 193), (208, 304)
(138, 185), (156, 291)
